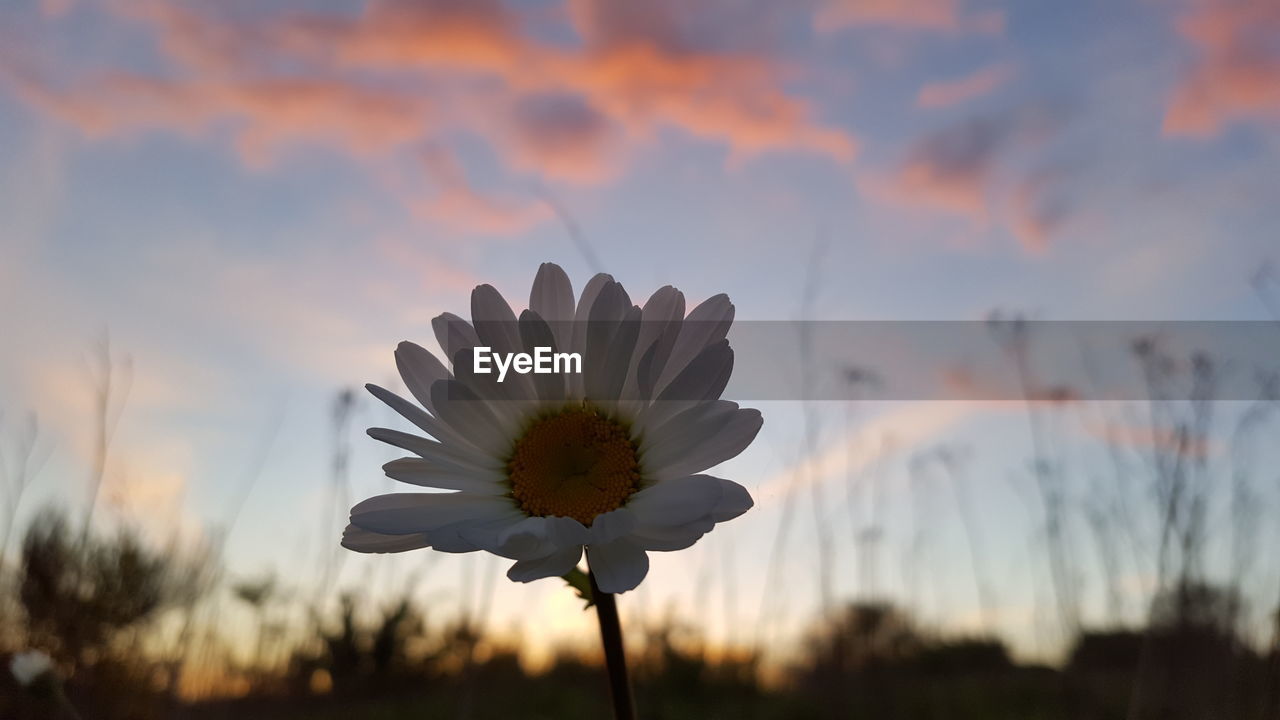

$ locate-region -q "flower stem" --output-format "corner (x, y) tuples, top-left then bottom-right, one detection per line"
(588, 569), (636, 720)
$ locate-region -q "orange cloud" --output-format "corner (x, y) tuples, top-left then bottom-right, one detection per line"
(859, 114), (1010, 221)
(860, 107), (1071, 253)
(0, 0), (855, 221)
(0, 63), (434, 168)
(815, 0), (1004, 34)
(40, 0), (73, 19)
(1006, 169), (1072, 255)
(1164, 0), (1280, 136)
(414, 147), (551, 236)
(502, 92), (620, 183)
(916, 63), (1015, 109)
(294, 0), (857, 163)
(1079, 420), (1214, 459)
(941, 364), (1081, 402)
(280, 0), (529, 75)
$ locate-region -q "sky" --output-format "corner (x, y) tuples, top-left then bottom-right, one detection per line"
(2, 0), (1280, 673)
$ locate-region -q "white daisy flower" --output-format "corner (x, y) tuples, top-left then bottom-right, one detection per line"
(343, 263), (760, 593)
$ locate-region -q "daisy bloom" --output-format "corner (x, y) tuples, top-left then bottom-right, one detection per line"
(342, 263), (760, 593)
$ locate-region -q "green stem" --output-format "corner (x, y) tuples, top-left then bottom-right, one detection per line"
(588, 569), (636, 720)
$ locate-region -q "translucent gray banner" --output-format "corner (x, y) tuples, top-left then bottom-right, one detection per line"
(443, 320), (1280, 401)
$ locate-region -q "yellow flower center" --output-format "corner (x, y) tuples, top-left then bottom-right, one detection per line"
(507, 405), (640, 526)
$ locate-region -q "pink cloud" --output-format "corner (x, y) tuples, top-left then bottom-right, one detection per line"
(0, 0), (856, 227)
(860, 106), (1072, 254)
(940, 364), (1080, 402)
(0, 59), (434, 168)
(859, 114), (1012, 221)
(1164, 0), (1280, 137)
(916, 63), (1015, 109)
(502, 92), (621, 183)
(414, 147), (552, 236)
(285, 0), (528, 74)
(1006, 168), (1073, 255)
(815, 0), (1004, 34)
(39, 0), (73, 19)
(1079, 420), (1214, 459)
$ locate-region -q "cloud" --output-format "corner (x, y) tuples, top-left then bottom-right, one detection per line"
(503, 92), (620, 183)
(0, 59), (434, 168)
(916, 63), (1015, 109)
(815, 0), (1004, 34)
(414, 147), (552, 235)
(1164, 0), (1280, 136)
(311, 0), (857, 162)
(1006, 167), (1073, 255)
(755, 402), (974, 502)
(309, 0), (527, 74)
(859, 105), (1072, 252)
(860, 113), (1016, 221)
(1078, 419), (1215, 460)
(940, 364), (1081, 402)
(0, 0), (856, 232)
(39, 0), (73, 19)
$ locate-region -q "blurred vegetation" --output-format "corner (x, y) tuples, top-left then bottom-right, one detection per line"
(5, 317), (1280, 718)
(3, 515), (1277, 720)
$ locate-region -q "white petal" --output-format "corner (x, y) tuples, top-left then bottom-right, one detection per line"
(584, 282), (639, 404)
(599, 306), (641, 405)
(573, 274), (616, 330)
(518, 310), (567, 405)
(494, 517), (548, 559)
(643, 406), (762, 481)
(367, 428), (499, 473)
(394, 342), (450, 414)
(450, 347), (539, 429)
(433, 312), (480, 367)
(529, 262), (575, 351)
(471, 283), (522, 349)
(545, 515), (593, 546)
(491, 515), (591, 560)
(587, 539), (649, 593)
(429, 380), (514, 458)
(589, 507), (637, 544)
(471, 284), (537, 403)
(654, 294), (733, 395)
(625, 474), (724, 527)
(656, 340), (733, 403)
(366, 383), (486, 456)
(367, 427), (440, 457)
(711, 477), (754, 521)
(450, 511), (534, 553)
(641, 341), (734, 428)
(570, 273), (615, 394)
(349, 492), (518, 535)
(629, 520), (714, 552)
(633, 326), (677, 403)
(639, 400), (737, 460)
(453, 286), (540, 421)
(382, 457), (506, 494)
(401, 433), (501, 472)
(341, 525), (432, 553)
(622, 476), (752, 551)
(507, 544), (583, 583)
(623, 286), (685, 401)
(412, 508), (529, 554)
